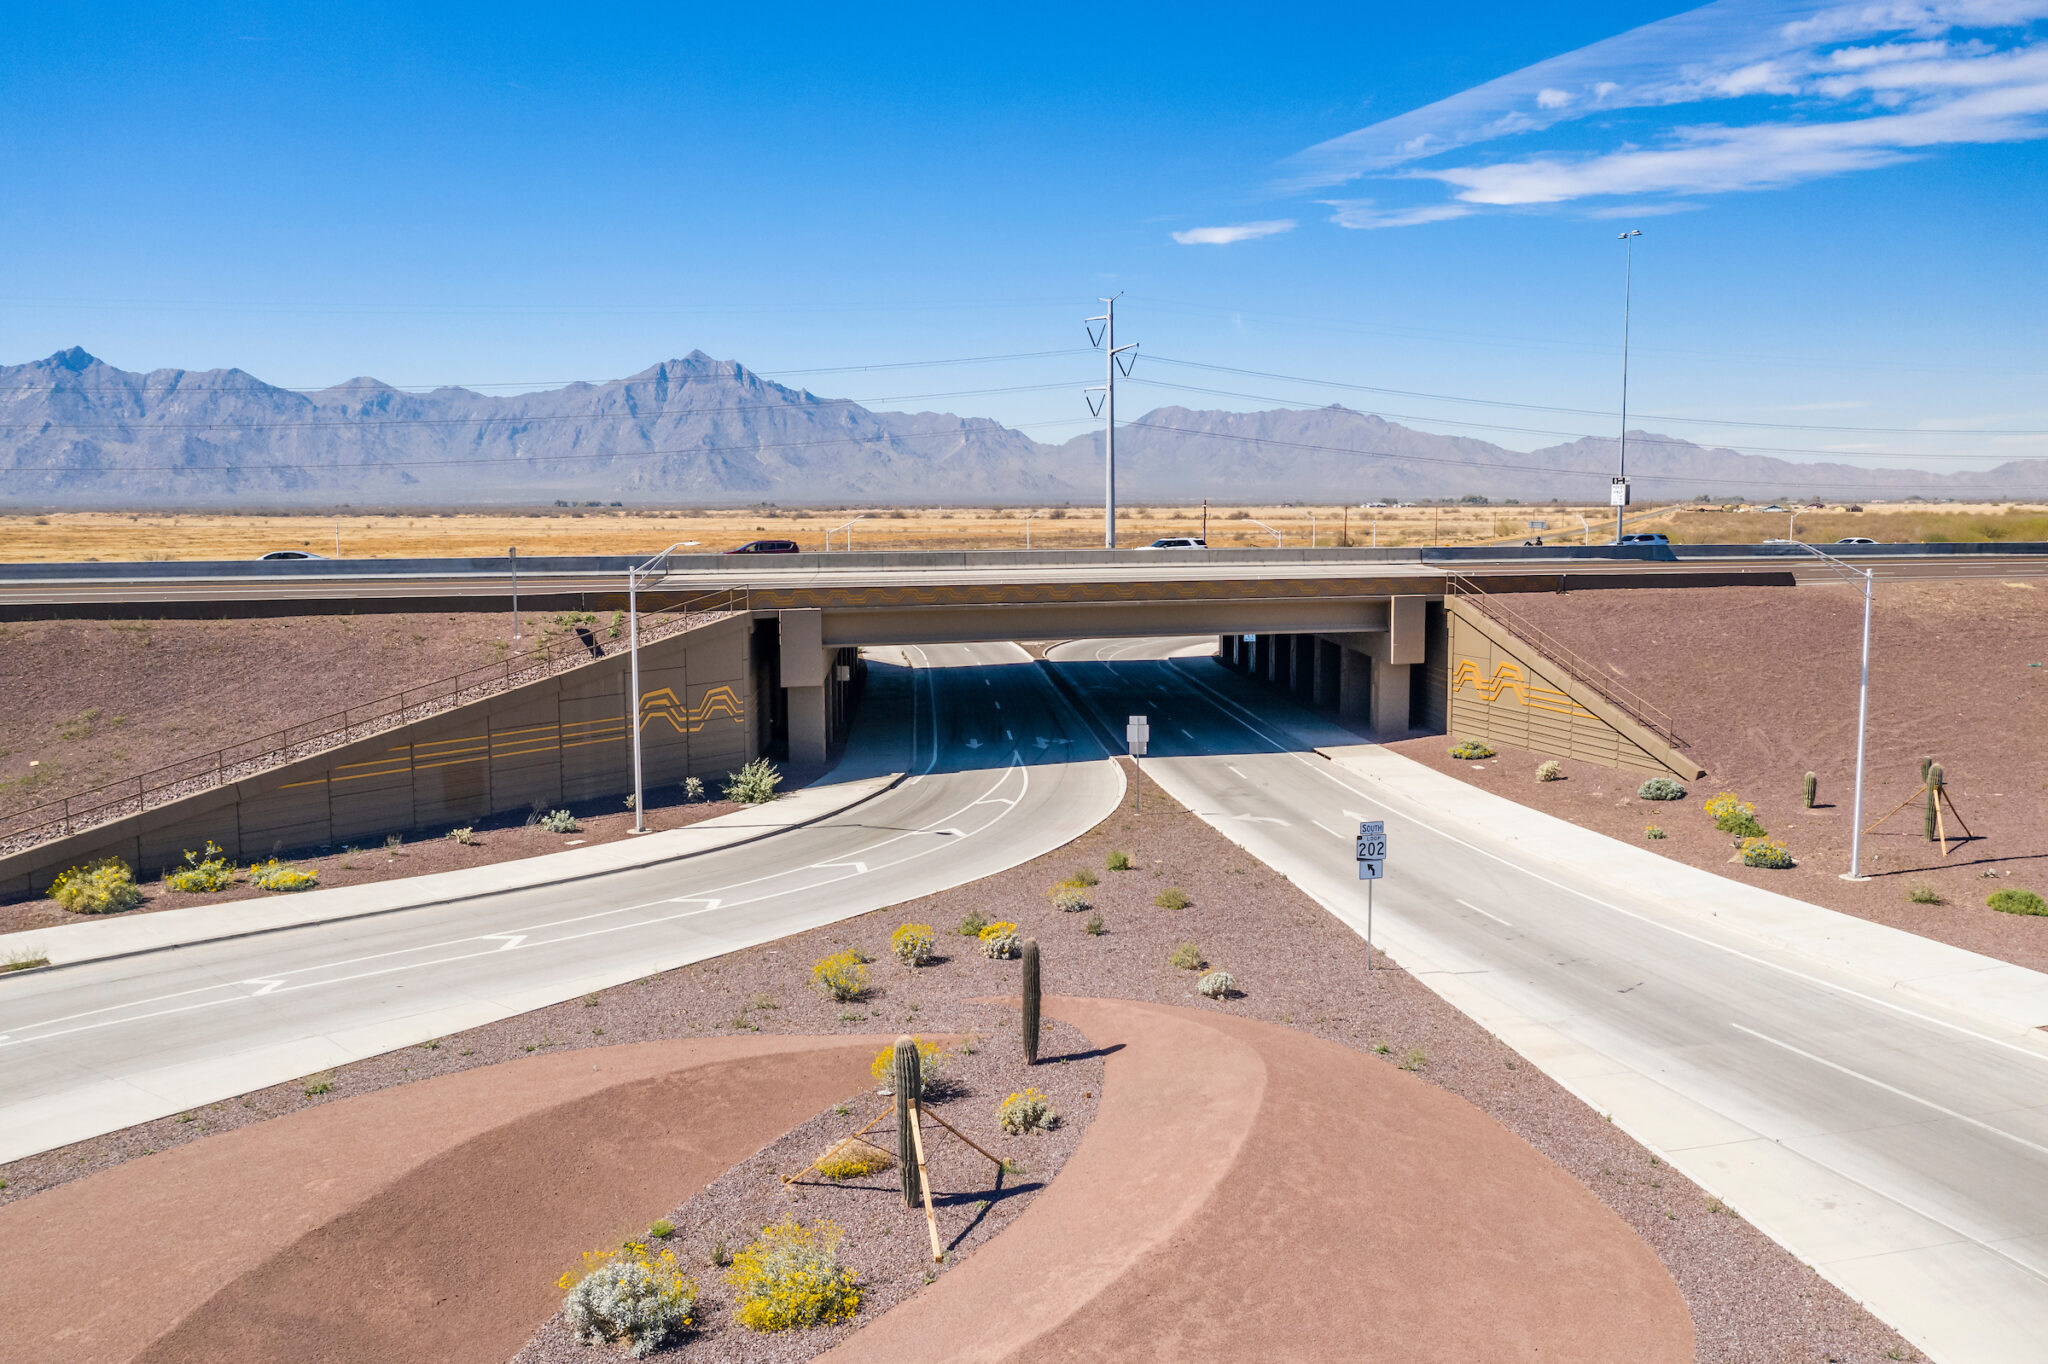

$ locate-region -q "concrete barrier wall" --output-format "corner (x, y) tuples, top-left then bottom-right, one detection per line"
(0, 614), (755, 897)
(1445, 599), (1699, 781)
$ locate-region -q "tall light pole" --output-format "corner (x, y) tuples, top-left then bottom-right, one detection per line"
(1086, 295), (1138, 549)
(624, 541), (693, 834)
(1792, 540), (1876, 881)
(1615, 228), (1641, 544)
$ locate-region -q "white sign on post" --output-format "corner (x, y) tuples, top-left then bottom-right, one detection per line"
(1609, 477), (1631, 507)
(1125, 715), (1149, 756)
(1356, 820), (1385, 880)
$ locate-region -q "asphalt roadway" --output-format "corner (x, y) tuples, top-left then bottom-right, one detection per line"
(1048, 636), (2048, 1364)
(0, 641), (1122, 1164)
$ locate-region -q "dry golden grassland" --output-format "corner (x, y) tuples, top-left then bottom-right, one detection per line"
(1, 501), (2041, 562)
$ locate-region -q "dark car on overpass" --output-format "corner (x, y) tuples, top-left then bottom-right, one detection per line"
(723, 539), (800, 554)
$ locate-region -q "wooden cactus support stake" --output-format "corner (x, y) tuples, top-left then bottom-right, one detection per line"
(906, 1101), (943, 1263)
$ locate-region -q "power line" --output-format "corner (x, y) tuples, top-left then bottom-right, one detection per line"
(1143, 354), (2048, 438)
(1119, 419), (2045, 497)
(1126, 376), (2048, 463)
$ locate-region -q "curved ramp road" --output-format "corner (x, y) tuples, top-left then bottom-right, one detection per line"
(0, 642), (1121, 1163)
(1048, 637), (2048, 1364)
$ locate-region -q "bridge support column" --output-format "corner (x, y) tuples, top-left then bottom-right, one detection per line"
(779, 609), (832, 766)
(1338, 646), (1371, 727)
(1369, 653), (1411, 740)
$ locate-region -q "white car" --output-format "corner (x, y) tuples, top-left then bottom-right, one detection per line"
(1835, 536), (1878, 545)
(1139, 537), (1208, 550)
(258, 550), (327, 560)
(1363, 501), (1389, 509)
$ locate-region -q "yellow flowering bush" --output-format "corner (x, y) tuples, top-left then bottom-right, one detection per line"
(1704, 792), (1766, 837)
(559, 1240), (698, 1357)
(249, 858), (321, 892)
(50, 857), (145, 914)
(997, 1086), (1058, 1135)
(1740, 836), (1794, 869)
(727, 1218), (860, 1332)
(978, 920), (1021, 959)
(889, 923), (935, 967)
(812, 950), (869, 1001)
(165, 841), (235, 892)
(814, 1135), (894, 1181)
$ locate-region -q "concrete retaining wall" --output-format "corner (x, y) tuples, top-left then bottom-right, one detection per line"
(1446, 599), (1699, 780)
(0, 615), (756, 897)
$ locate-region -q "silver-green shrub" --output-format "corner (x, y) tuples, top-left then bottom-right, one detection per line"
(563, 1259), (697, 1357)
(538, 809), (580, 833)
(1637, 777), (1687, 801)
(725, 758), (783, 804)
(1051, 887), (1090, 913)
(1197, 970), (1236, 1000)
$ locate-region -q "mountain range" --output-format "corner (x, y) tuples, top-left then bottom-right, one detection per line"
(2, 347), (2039, 507)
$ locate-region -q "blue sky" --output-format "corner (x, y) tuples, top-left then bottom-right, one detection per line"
(2, 2), (2044, 472)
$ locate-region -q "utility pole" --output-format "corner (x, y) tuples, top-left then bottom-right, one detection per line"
(1615, 228), (1642, 544)
(1086, 295), (1138, 549)
(509, 546), (520, 644)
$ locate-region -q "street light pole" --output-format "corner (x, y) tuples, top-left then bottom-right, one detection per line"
(1616, 228), (1641, 544)
(1792, 539), (1875, 880)
(625, 541), (694, 835)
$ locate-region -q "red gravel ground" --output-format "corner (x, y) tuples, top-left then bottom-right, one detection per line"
(1399, 580), (2048, 970)
(0, 762), (1916, 1363)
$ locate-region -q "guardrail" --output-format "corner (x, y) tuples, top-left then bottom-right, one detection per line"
(1443, 570), (1686, 752)
(0, 587), (748, 856)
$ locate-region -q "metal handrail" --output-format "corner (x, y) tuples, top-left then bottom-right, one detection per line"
(0, 586), (748, 854)
(1444, 571), (1686, 751)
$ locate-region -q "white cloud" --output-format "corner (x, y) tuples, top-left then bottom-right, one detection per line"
(1273, 0), (2048, 223)
(1170, 220), (1297, 245)
(1321, 200), (1475, 229)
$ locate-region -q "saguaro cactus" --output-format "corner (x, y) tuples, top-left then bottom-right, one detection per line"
(893, 1036), (922, 1209)
(1021, 938), (1041, 1065)
(1925, 763), (1945, 841)
(1803, 772), (1818, 809)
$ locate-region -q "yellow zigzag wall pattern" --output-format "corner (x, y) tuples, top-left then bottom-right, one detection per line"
(1450, 660), (1596, 721)
(638, 684), (744, 733)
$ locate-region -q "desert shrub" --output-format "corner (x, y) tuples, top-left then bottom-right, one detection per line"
(50, 857), (145, 915)
(1638, 777), (1687, 801)
(1083, 912), (1106, 936)
(2, 946), (51, 973)
(997, 1087), (1058, 1135)
(682, 775), (705, 801)
(1154, 887), (1191, 910)
(1706, 793), (1766, 837)
(978, 921), (1021, 959)
(1197, 970), (1235, 999)
(1064, 867), (1100, 888)
(1168, 941), (1205, 971)
(811, 950), (869, 1001)
(725, 758), (783, 805)
(1908, 883), (1944, 905)
(164, 841), (235, 892)
(1645, 825), (1667, 840)
(648, 1220), (675, 1239)
(870, 1037), (944, 1095)
(538, 809), (580, 833)
(561, 1242), (698, 1357)
(304, 1071), (334, 1096)
(889, 923), (935, 967)
(1449, 739), (1495, 760)
(1050, 886), (1091, 913)
(1105, 850), (1132, 872)
(726, 1219), (860, 1332)
(956, 909), (989, 936)
(1536, 760), (1563, 782)
(1740, 836), (1794, 869)
(1989, 888), (2048, 916)
(814, 1136), (894, 1181)
(445, 826), (476, 845)
(249, 859), (321, 892)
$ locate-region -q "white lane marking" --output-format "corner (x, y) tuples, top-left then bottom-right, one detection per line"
(481, 934), (527, 952)
(1159, 656), (2048, 1069)
(993, 700), (1001, 710)
(1311, 819), (1342, 837)
(243, 977), (288, 996)
(1226, 764), (1248, 779)
(1004, 729), (1013, 741)
(1732, 1023), (2048, 1160)
(1457, 898), (1513, 927)
(1178, 727), (1193, 739)
(815, 861), (869, 874)
(4, 753), (1043, 1049)
(1232, 813), (1289, 826)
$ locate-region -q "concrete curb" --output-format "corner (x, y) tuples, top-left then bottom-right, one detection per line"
(0, 772), (906, 976)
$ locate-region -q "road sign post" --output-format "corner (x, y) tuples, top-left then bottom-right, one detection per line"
(1356, 820), (1385, 971)
(1126, 715), (1149, 812)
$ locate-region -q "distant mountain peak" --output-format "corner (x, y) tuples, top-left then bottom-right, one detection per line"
(46, 346), (97, 372)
